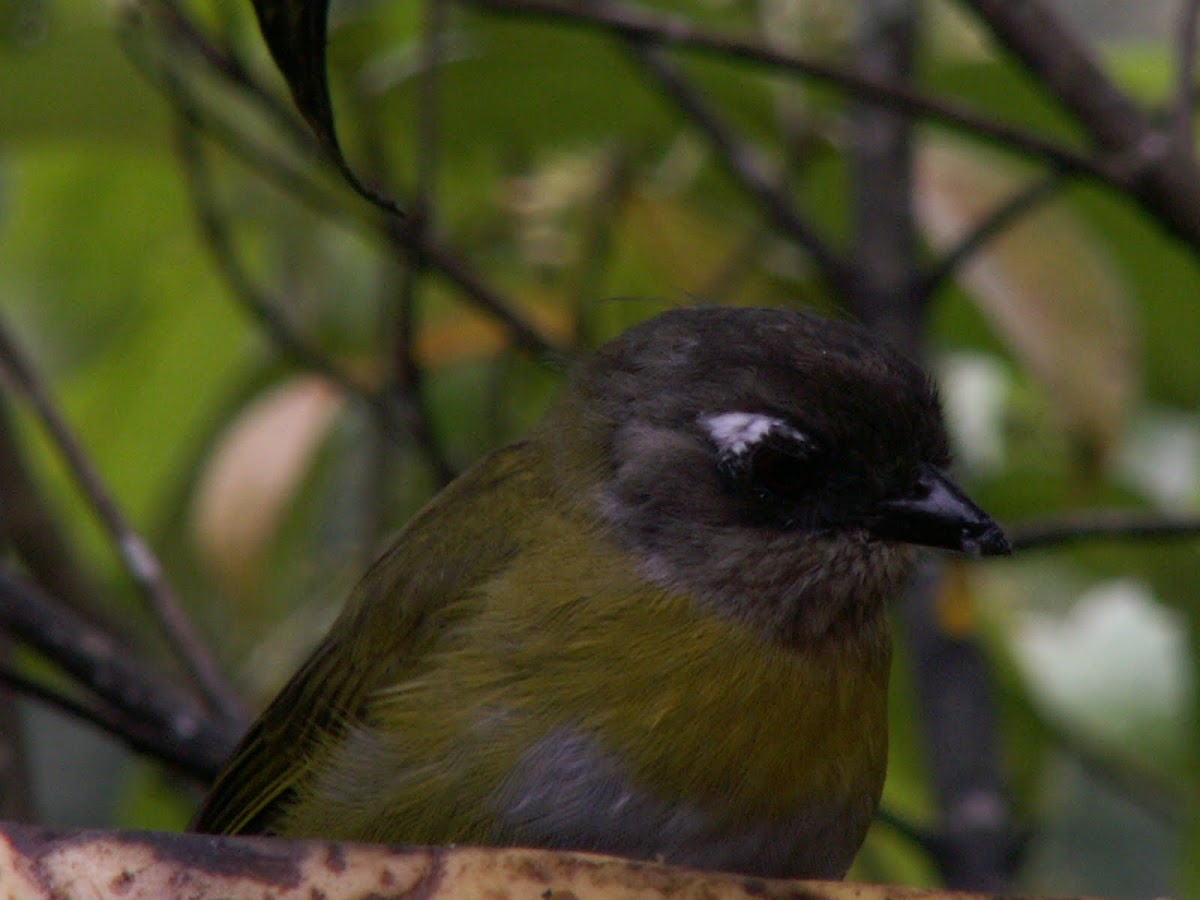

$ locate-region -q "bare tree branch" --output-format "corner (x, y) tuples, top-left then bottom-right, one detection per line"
(0, 400), (111, 632)
(136, 0), (321, 161)
(0, 568), (235, 778)
(175, 118), (382, 406)
(409, 230), (568, 360)
(918, 170), (1064, 302)
(848, 0), (921, 347)
(899, 562), (1016, 892)
(387, 0), (456, 489)
(119, 23), (355, 228)
(625, 43), (852, 294)
(466, 0), (1116, 183)
(0, 315), (243, 724)
(961, 0), (1200, 250)
(1174, 0), (1200, 155)
(0, 663), (220, 783)
(128, 2), (564, 364)
(1009, 509), (1200, 552)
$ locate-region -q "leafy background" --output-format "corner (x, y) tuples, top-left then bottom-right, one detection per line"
(1, 0), (1198, 896)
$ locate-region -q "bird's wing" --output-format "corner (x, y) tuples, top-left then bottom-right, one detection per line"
(189, 440), (546, 835)
(188, 628), (359, 834)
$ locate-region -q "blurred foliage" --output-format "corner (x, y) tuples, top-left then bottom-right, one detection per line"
(1, 0), (1198, 897)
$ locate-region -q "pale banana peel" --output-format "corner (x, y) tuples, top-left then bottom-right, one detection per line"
(0, 821), (1099, 900)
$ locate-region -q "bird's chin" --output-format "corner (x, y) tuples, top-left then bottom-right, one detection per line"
(808, 529), (918, 595)
(627, 523), (915, 646)
(764, 533), (915, 644)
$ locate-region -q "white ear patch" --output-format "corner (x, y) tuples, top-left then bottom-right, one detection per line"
(700, 412), (806, 456)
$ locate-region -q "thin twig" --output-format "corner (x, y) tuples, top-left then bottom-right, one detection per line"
(1174, 0), (1200, 155)
(388, 0), (456, 488)
(625, 43), (852, 293)
(144, 0), (402, 216)
(144, 36), (559, 434)
(409, 230), (567, 360)
(568, 147), (633, 344)
(0, 567), (236, 777)
(0, 637), (33, 821)
(172, 109), (394, 423)
(0, 663), (222, 782)
(120, 24), (353, 223)
(1009, 510), (1200, 552)
(0, 399), (112, 632)
(874, 805), (941, 857)
(142, 40), (451, 460)
(959, 0), (1158, 156)
(0, 317), (243, 723)
(350, 0), (458, 547)
(917, 169), (1064, 302)
(130, 3), (563, 362)
(467, 0), (1116, 183)
(1037, 712), (1182, 825)
(173, 108), (456, 459)
(136, 0), (321, 161)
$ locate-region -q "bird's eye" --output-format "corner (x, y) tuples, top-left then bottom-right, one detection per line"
(704, 412), (821, 503)
(749, 442), (818, 500)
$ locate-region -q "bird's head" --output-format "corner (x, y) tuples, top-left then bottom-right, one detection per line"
(549, 306), (1009, 644)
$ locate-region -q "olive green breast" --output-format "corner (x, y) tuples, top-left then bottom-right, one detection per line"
(284, 509), (892, 847)
(197, 435), (892, 865)
(417, 526), (893, 818)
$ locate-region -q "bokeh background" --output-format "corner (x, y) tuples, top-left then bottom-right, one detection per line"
(1, 0), (1198, 896)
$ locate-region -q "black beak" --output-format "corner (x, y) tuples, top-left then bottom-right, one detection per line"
(870, 464), (1010, 558)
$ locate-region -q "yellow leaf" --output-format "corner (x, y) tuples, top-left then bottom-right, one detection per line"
(415, 294), (573, 368)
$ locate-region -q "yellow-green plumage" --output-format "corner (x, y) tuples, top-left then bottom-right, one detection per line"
(195, 436), (889, 850)
(192, 306), (1007, 878)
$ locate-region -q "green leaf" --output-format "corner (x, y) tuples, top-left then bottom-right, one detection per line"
(249, 0), (400, 213)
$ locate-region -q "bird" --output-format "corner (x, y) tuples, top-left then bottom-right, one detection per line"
(190, 305), (1009, 880)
